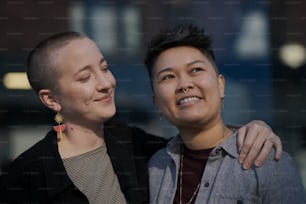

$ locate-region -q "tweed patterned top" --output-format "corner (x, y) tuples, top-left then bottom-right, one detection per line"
(63, 145), (127, 204)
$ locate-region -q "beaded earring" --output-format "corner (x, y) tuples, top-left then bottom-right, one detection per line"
(53, 112), (66, 141)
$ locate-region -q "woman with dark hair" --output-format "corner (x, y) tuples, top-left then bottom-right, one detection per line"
(145, 24), (306, 204)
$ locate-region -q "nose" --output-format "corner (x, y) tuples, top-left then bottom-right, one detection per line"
(96, 73), (114, 93)
(176, 75), (194, 94)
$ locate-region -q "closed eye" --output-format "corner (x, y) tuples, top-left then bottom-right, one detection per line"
(100, 58), (109, 72)
(100, 62), (109, 73)
(78, 74), (91, 82)
(101, 66), (109, 73)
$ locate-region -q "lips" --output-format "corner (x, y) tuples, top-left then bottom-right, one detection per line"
(95, 94), (113, 102)
(177, 96), (201, 105)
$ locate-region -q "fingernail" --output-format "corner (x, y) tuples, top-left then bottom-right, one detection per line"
(239, 155), (245, 164)
(255, 160), (261, 167)
(243, 162), (249, 169)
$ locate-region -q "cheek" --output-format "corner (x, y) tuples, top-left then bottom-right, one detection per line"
(200, 77), (220, 93)
(207, 83), (223, 104)
(61, 85), (92, 102)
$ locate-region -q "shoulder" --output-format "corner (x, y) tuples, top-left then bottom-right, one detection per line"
(8, 131), (54, 166)
(270, 151), (301, 175)
(105, 120), (167, 150)
(254, 151), (306, 201)
(255, 150), (302, 183)
(104, 121), (167, 157)
(149, 136), (181, 167)
(105, 120), (165, 140)
(262, 150), (298, 170)
(0, 130), (56, 184)
(149, 148), (169, 166)
(16, 130), (56, 160)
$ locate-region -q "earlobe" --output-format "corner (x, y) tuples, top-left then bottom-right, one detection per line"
(152, 94), (164, 120)
(218, 74), (225, 98)
(38, 89), (61, 112)
(152, 95), (156, 105)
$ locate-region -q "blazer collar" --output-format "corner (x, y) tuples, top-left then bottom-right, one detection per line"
(41, 130), (75, 198)
(104, 124), (138, 193)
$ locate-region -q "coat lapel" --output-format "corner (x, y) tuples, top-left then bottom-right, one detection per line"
(104, 124), (138, 194)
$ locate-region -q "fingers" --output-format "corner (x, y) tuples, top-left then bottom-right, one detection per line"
(245, 134), (268, 169)
(239, 130), (282, 169)
(253, 136), (274, 167)
(237, 120), (283, 170)
(272, 134), (282, 160)
(237, 121), (263, 167)
(254, 134), (282, 166)
(237, 126), (247, 152)
(239, 127), (267, 169)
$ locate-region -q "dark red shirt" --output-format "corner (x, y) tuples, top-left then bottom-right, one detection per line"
(173, 145), (213, 204)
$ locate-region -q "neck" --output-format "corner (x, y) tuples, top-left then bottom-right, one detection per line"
(179, 122), (232, 150)
(58, 122), (105, 158)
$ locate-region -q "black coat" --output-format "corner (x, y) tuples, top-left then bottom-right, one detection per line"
(0, 121), (167, 204)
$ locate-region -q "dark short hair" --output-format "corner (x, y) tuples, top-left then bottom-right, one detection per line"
(27, 32), (85, 94)
(144, 24), (217, 82)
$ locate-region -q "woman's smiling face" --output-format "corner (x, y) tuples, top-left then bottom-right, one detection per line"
(151, 46), (225, 128)
(52, 37), (116, 125)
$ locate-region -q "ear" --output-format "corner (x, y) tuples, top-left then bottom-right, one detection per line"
(218, 74), (225, 98)
(152, 93), (161, 111)
(38, 89), (61, 112)
(152, 94), (164, 118)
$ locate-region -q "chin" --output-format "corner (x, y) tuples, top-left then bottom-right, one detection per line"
(175, 118), (205, 127)
(104, 109), (116, 120)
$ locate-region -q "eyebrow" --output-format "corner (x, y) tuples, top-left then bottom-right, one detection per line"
(156, 67), (173, 76)
(186, 60), (207, 67)
(156, 60), (206, 76)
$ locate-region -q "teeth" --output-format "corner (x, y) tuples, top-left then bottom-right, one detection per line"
(178, 96), (199, 105)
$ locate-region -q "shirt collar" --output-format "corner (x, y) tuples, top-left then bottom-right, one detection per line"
(219, 131), (239, 158)
(166, 131), (239, 159)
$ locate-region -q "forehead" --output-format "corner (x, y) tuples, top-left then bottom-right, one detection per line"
(51, 38), (103, 74)
(153, 46), (213, 71)
(54, 37), (100, 58)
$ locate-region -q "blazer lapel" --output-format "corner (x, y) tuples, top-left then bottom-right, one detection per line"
(104, 124), (138, 193)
